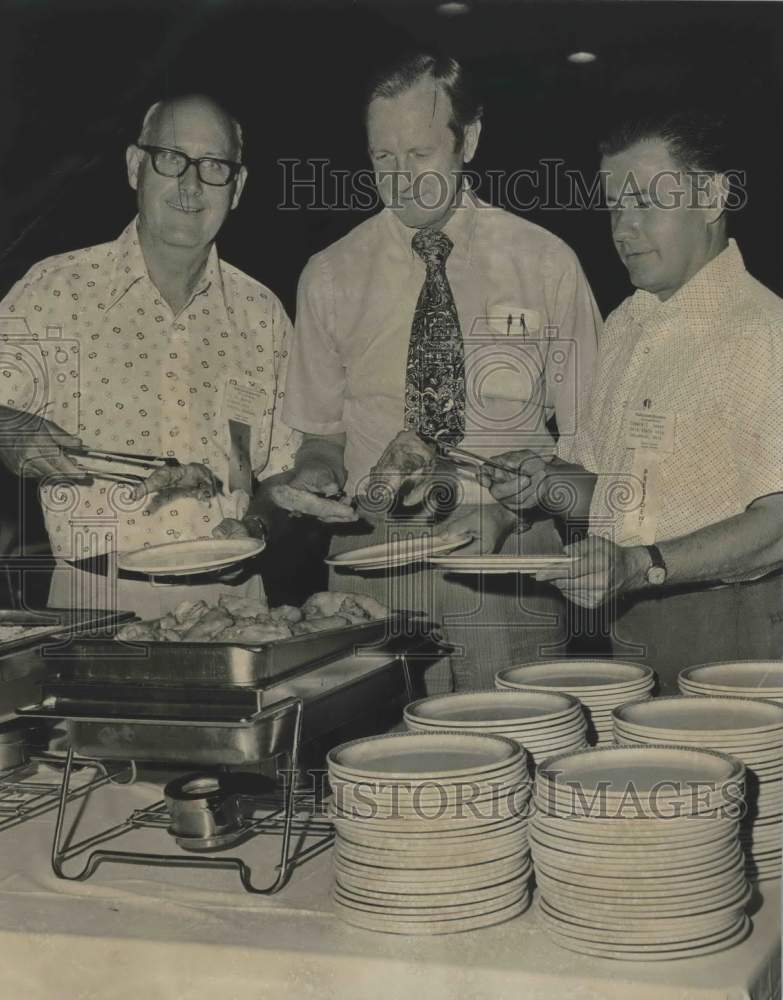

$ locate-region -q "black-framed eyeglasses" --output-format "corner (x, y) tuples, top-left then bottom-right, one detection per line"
(136, 144), (242, 186)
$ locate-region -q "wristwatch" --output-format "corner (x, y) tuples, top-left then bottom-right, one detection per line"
(644, 544), (667, 586)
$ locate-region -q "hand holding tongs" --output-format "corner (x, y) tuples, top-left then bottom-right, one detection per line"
(62, 446), (180, 486)
(426, 430), (516, 477)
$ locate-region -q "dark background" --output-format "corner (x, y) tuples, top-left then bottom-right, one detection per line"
(1, 0), (781, 603)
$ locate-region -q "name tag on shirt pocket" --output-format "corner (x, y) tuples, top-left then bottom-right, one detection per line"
(472, 305), (542, 338)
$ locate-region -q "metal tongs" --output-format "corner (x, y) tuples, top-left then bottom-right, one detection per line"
(63, 446), (180, 486)
(426, 430), (513, 477)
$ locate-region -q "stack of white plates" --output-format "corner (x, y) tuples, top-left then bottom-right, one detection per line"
(403, 691), (588, 770)
(680, 661), (783, 706)
(327, 732), (533, 934)
(496, 660), (656, 745)
(614, 695), (783, 881)
(531, 745), (751, 961)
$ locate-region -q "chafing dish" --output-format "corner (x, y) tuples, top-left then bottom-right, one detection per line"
(40, 611), (429, 688)
(17, 699), (298, 765)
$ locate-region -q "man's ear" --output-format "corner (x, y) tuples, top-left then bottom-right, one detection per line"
(462, 119), (482, 165)
(231, 165), (248, 210)
(126, 144), (143, 191)
(704, 172), (730, 223)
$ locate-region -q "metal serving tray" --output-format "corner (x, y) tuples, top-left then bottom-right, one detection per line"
(17, 700), (299, 765)
(44, 611), (431, 689)
(0, 608), (135, 659)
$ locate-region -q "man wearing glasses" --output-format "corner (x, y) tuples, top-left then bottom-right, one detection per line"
(0, 94), (297, 616)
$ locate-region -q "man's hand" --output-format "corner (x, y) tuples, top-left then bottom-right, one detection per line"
(0, 412), (87, 481)
(535, 535), (650, 608)
(212, 518), (251, 540)
(477, 450), (550, 512)
(130, 462), (221, 502)
(441, 502), (519, 556)
(290, 460), (344, 499)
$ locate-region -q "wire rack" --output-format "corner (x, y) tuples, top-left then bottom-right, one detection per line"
(0, 751), (134, 833)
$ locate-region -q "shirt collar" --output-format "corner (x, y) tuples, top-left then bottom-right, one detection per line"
(382, 185), (479, 265)
(627, 238), (745, 328)
(107, 217), (219, 312)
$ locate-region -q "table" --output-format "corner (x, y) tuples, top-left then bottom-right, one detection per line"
(1, 761), (780, 1000)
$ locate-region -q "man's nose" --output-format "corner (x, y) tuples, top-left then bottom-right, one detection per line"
(612, 208), (640, 241)
(179, 161), (203, 194)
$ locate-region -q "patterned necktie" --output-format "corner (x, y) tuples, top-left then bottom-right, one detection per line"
(404, 228), (466, 444)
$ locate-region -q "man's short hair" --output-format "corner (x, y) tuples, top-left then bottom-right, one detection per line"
(364, 50), (483, 148)
(598, 108), (731, 175)
(138, 95), (244, 161)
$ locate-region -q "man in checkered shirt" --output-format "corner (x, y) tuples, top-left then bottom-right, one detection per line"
(480, 109), (783, 692)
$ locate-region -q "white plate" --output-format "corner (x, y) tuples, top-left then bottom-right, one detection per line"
(614, 695), (783, 735)
(326, 533), (470, 570)
(497, 659), (654, 691)
(117, 537), (265, 576)
(536, 744), (744, 795)
(404, 691), (582, 726)
(428, 554), (576, 574)
(328, 731), (522, 781)
(679, 661), (783, 692)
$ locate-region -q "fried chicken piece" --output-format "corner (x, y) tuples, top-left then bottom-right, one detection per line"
(115, 621), (160, 642)
(366, 430), (436, 506)
(301, 592), (352, 619)
(291, 615), (351, 635)
(217, 621), (293, 644)
(131, 462), (222, 503)
(173, 600), (210, 627)
(268, 483), (359, 522)
(268, 604), (303, 624)
(218, 594), (270, 620)
(182, 607), (234, 641)
(343, 594), (388, 620)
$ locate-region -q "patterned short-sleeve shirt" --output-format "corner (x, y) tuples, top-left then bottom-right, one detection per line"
(0, 219), (299, 558)
(561, 240), (783, 544)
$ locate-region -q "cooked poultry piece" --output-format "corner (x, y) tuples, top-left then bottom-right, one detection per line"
(301, 591), (387, 621)
(182, 607), (234, 641)
(116, 621), (160, 642)
(131, 462), (222, 503)
(116, 593), (388, 644)
(268, 483), (359, 522)
(366, 430), (436, 506)
(301, 591), (355, 619)
(218, 595), (270, 620)
(291, 615), (351, 635)
(173, 600), (210, 627)
(268, 604), (303, 624)
(217, 620), (292, 643)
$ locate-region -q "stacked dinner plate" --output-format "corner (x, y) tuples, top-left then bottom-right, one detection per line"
(496, 660), (656, 745)
(614, 695), (783, 881)
(403, 691), (588, 771)
(680, 661), (783, 706)
(327, 731), (533, 934)
(531, 745), (751, 961)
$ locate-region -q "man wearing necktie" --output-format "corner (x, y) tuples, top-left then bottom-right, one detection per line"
(280, 51), (601, 693)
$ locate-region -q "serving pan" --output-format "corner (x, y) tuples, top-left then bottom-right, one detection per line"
(0, 607), (134, 659)
(44, 611), (435, 689)
(17, 700), (299, 765)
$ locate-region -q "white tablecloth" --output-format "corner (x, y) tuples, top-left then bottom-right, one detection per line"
(2, 765), (780, 1000)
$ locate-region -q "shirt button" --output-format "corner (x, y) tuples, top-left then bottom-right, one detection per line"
(643, 347), (650, 354)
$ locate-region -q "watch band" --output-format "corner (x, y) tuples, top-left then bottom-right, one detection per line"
(645, 544), (667, 585)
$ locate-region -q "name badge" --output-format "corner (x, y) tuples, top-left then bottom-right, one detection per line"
(224, 379), (266, 425)
(223, 378), (266, 495)
(624, 404), (676, 453)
